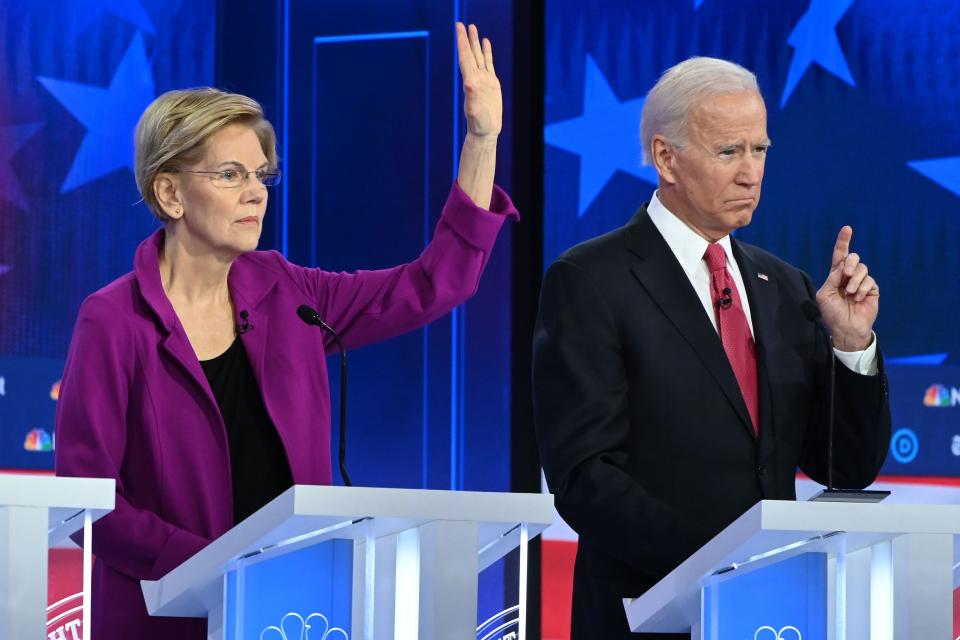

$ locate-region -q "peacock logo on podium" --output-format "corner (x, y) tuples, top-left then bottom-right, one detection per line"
(752, 625), (801, 640)
(259, 612), (348, 640)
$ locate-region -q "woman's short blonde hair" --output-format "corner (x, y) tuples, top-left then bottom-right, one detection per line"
(134, 87), (278, 220)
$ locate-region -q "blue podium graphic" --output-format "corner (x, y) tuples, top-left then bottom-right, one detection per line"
(704, 553), (826, 640)
(225, 539), (353, 640)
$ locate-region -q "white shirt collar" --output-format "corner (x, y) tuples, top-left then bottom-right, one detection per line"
(646, 190), (735, 276)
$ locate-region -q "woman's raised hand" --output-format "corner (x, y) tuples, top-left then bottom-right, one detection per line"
(456, 22), (501, 139)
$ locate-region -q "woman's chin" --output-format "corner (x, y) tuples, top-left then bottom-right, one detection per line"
(229, 229), (262, 252)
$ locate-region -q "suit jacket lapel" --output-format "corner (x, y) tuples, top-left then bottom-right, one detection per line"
(624, 207), (756, 438)
(133, 230), (225, 423)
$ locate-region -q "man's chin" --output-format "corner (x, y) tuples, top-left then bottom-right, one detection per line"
(728, 204), (756, 229)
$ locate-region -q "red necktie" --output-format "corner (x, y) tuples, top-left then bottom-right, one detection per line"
(704, 243), (759, 433)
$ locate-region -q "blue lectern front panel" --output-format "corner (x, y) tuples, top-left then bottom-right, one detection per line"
(703, 552), (826, 640)
(226, 539), (353, 640)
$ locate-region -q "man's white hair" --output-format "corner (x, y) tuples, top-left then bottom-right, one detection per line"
(640, 57), (760, 165)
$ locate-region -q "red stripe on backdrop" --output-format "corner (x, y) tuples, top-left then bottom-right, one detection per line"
(542, 539), (577, 640)
(48, 549), (83, 603)
(955, 588), (959, 640)
(870, 474), (960, 487)
(0, 468), (54, 475)
(796, 471), (960, 487)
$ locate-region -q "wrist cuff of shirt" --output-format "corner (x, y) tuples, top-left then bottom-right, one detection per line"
(833, 331), (879, 376)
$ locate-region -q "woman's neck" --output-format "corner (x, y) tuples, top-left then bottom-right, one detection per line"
(159, 227), (234, 306)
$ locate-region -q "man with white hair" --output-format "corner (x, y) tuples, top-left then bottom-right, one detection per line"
(533, 57), (891, 639)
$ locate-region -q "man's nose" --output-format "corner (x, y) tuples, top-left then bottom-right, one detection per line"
(736, 155), (763, 186)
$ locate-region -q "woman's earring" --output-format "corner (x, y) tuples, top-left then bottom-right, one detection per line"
(176, 207), (181, 216)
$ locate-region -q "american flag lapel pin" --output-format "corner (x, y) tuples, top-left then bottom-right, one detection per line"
(757, 272), (769, 282)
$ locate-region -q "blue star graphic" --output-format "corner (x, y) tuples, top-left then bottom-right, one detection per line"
(0, 122), (43, 210)
(66, 0), (156, 37)
(780, 0), (856, 108)
(545, 55), (658, 217)
(907, 157), (960, 198)
(37, 32), (154, 193)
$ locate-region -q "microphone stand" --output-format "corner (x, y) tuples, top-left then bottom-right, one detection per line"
(297, 305), (352, 487)
(803, 301), (888, 503)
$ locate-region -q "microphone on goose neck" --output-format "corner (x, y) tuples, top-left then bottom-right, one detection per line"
(802, 300), (889, 503)
(297, 304), (351, 487)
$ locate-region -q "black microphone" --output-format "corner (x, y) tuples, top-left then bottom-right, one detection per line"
(802, 300), (889, 503)
(801, 300), (836, 492)
(297, 304), (351, 487)
(237, 310), (252, 334)
(718, 287), (733, 309)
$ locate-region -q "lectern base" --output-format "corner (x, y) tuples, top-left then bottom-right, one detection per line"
(807, 489), (891, 503)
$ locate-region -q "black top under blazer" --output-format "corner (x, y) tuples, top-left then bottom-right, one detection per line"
(533, 204), (891, 640)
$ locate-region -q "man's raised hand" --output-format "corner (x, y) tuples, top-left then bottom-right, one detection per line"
(816, 226), (879, 352)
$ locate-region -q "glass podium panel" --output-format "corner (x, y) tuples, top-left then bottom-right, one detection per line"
(225, 539), (353, 640)
(703, 552), (827, 640)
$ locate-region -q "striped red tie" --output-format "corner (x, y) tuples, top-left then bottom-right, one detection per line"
(704, 243), (759, 434)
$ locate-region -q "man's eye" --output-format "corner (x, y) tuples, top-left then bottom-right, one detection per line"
(754, 146), (769, 154)
(719, 148), (737, 157)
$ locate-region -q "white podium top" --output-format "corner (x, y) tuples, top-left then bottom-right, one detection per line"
(0, 473), (115, 545)
(143, 485), (555, 617)
(625, 499), (960, 633)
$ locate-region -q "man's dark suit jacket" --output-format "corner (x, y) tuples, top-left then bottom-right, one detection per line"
(532, 205), (891, 640)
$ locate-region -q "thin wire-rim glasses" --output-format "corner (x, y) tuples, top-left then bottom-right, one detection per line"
(174, 167), (282, 188)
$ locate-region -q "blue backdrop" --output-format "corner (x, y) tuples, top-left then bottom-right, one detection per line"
(0, 0), (214, 470)
(544, 0), (960, 481)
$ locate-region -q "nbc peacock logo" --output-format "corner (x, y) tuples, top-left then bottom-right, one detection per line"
(751, 626), (801, 640)
(24, 428), (54, 452)
(924, 384), (955, 407)
(259, 612), (348, 640)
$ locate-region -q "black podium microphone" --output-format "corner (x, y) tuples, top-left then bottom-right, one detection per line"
(297, 304), (351, 487)
(802, 300), (889, 503)
(801, 300), (836, 491)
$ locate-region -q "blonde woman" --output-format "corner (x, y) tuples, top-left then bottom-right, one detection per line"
(55, 23), (515, 638)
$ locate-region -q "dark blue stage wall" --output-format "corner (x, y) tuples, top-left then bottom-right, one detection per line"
(272, 0), (516, 499)
(544, 0), (960, 481)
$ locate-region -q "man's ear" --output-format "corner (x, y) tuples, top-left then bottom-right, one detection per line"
(154, 173), (183, 220)
(651, 136), (678, 185)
